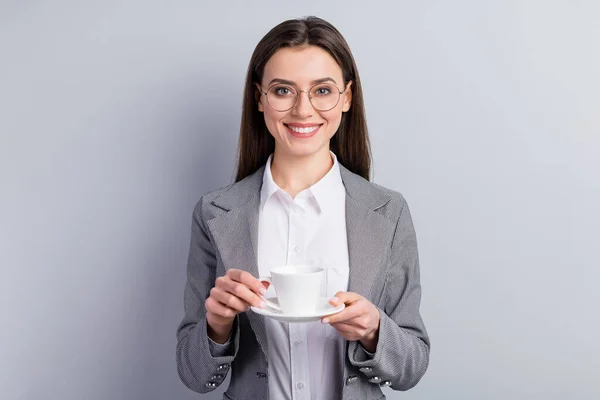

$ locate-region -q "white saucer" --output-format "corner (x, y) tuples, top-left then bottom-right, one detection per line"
(250, 297), (345, 323)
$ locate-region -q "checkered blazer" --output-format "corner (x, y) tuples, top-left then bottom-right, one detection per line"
(176, 164), (430, 400)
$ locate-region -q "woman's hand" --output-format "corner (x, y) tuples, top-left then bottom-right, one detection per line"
(322, 292), (381, 352)
(205, 269), (267, 343)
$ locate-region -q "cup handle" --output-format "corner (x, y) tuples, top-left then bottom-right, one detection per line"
(258, 277), (280, 310)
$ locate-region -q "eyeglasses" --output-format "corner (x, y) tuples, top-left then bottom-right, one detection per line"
(260, 82), (347, 112)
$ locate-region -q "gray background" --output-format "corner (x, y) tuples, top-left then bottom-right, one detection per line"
(1, 1), (598, 399)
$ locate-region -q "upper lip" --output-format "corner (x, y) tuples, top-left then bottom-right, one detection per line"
(285, 123), (323, 128)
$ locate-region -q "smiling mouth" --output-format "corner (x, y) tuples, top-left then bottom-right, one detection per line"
(284, 124), (323, 134)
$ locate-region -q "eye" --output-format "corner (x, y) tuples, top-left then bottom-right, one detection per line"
(313, 85), (333, 96)
(272, 86), (295, 96)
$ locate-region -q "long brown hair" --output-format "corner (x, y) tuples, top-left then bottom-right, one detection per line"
(235, 16), (371, 182)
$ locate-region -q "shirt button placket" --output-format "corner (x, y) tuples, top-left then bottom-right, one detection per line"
(288, 202), (305, 264)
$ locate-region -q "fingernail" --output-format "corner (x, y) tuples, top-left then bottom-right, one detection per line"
(259, 287), (267, 295)
(331, 297), (339, 303)
(322, 318), (330, 324)
(260, 301), (267, 308)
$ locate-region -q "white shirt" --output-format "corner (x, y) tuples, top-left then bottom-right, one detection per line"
(257, 152), (350, 400)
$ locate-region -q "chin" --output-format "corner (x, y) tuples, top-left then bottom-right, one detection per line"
(270, 125), (333, 159)
(282, 141), (330, 159)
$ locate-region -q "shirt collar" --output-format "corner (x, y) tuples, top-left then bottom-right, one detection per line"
(260, 152), (344, 214)
(308, 152), (344, 215)
(260, 154), (281, 210)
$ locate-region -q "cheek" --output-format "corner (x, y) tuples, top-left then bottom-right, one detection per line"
(321, 111), (344, 135)
(262, 109), (278, 126)
(262, 110), (287, 136)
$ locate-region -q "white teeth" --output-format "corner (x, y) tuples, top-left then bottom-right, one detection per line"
(287, 125), (319, 134)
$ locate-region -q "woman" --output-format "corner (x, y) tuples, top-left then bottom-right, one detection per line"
(176, 16), (430, 400)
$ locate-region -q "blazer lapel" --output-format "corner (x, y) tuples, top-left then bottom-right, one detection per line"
(205, 167), (269, 357)
(203, 164), (396, 357)
(341, 166), (396, 299)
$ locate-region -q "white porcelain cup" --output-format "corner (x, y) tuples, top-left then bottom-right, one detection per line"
(259, 265), (324, 315)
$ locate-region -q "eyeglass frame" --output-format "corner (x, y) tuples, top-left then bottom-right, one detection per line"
(259, 81), (350, 112)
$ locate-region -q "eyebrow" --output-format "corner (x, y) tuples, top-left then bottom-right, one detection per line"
(267, 77), (339, 86)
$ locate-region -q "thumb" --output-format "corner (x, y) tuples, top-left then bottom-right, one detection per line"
(330, 291), (362, 306)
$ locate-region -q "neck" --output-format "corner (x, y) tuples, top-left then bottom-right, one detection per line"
(270, 149), (333, 198)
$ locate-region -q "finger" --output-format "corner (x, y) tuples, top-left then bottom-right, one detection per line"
(205, 297), (238, 320)
(329, 322), (362, 341)
(330, 314), (373, 332)
(210, 287), (251, 313)
(226, 269), (266, 295)
(329, 291), (363, 306)
(331, 322), (359, 334)
(260, 280), (271, 290)
(322, 300), (367, 324)
(217, 276), (265, 308)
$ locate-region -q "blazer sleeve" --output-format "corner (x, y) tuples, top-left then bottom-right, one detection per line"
(176, 197), (241, 393)
(347, 197), (430, 391)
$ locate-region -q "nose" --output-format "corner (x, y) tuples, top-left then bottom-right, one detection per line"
(291, 90), (314, 117)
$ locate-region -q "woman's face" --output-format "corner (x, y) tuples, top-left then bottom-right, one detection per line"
(258, 45), (352, 160)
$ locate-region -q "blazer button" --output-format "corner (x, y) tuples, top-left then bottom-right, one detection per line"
(368, 376), (382, 384)
(205, 382), (217, 388)
(380, 380), (392, 387)
(359, 366), (373, 373)
(346, 375), (358, 385)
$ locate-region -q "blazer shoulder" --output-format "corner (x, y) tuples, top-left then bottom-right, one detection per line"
(340, 164), (408, 218)
(342, 168), (406, 222)
(370, 181), (409, 222)
(191, 183), (233, 222)
(192, 166), (265, 220)
(200, 182), (236, 205)
(371, 181), (408, 208)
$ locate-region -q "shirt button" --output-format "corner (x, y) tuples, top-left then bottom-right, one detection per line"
(296, 382), (304, 390)
(293, 205), (302, 213)
(293, 245), (300, 253)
